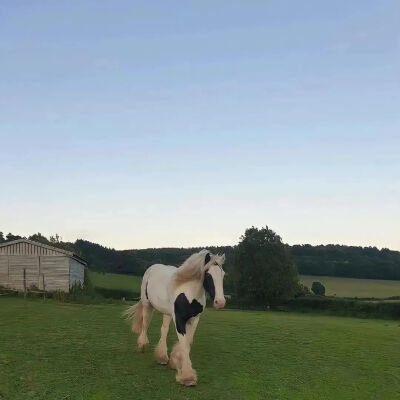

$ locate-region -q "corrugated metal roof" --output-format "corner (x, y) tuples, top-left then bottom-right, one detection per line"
(0, 239), (87, 265)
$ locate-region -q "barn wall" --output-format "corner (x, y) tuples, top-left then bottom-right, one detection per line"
(40, 256), (69, 292)
(0, 241), (86, 292)
(0, 255), (70, 292)
(69, 259), (85, 288)
(8, 256), (40, 290)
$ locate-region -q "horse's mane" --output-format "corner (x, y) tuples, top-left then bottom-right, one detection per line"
(173, 249), (209, 286)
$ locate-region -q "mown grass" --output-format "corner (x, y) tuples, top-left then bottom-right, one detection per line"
(300, 274), (400, 298)
(1, 297), (400, 400)
(89, 271), (142, 293)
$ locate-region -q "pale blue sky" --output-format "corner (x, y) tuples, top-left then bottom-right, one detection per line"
(1, 1), (399, 250)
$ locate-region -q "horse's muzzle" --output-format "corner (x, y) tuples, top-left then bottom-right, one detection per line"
(214, 298), (226, 309)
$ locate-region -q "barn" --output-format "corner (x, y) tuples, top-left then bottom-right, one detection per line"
(0, 239), (87, 292)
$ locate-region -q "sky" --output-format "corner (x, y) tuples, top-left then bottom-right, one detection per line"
(0, 1), (399, 250)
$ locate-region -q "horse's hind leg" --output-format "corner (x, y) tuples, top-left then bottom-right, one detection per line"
(154, 314), (171, 365)
(137, 303), (153, 352)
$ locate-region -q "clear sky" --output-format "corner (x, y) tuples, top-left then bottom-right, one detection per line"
(0, 1), (399, 250)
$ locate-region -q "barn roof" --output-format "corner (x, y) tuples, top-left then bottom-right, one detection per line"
(0, 239), (87, 266)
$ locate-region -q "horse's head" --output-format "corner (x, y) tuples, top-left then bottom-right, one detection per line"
(203, 251), (226, 309)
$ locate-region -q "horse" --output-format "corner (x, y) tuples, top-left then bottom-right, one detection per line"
(124, 249), (226, 386)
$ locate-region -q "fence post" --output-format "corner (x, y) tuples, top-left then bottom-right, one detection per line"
(42, 274), (46, 301)
(23, 268), (26, 299)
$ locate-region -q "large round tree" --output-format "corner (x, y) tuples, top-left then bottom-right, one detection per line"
(234, 226), (299, 304)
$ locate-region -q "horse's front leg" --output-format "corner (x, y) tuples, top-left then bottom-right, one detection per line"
(171, 316), (200, 386)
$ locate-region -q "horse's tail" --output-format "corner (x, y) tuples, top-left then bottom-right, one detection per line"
(123, 301), (144, 334)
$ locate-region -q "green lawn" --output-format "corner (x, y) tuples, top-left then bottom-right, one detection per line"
(89, 271), (142, 293)
(1, 297), (399, 400)
(300, 275), (400, 298)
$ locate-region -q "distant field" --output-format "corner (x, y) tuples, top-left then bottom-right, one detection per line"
(300, 275), (400, 298)
(1, 297), (400, 400)
(89, 271), (400, 300)
(89, 271), (142, 293)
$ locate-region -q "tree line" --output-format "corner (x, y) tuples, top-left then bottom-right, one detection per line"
(1, 229), (400, 281)
(291, 244), (400, 280)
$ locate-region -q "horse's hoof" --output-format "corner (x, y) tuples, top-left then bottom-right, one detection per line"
(178, 377), (197, 387)
(137, 343), (147, 353)
(155, 352), (169, 364)
(176, 371), (197, 386)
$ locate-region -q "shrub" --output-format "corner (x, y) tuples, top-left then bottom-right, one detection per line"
(311, 281), (325, 296)
(287, 296), (400, 319)
(295, 283), (311, 297)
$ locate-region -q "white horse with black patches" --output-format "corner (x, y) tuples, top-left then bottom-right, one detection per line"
(124, 249), (226, 386)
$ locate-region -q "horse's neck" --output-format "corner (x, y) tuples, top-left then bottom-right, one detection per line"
(195, 273), (207, 298)
(174, 276), (205, 299)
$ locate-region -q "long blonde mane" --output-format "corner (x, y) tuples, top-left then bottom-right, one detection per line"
(173, 249), (209, 286)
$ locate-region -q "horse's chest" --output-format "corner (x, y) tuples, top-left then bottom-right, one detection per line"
(174, 293), (204, 335)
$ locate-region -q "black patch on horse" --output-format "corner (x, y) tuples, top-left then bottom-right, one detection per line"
(145, 282), (149, 299)
(205, 252), (211, 265)
(203, 271), (215, 301)
(174, 293), (203, 335)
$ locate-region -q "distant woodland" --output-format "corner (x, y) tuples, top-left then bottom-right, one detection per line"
(1, 231), (400, 280)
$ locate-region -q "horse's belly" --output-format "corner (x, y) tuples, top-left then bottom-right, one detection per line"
(149, 292), (171, 315)
(146, 265), (175, 315)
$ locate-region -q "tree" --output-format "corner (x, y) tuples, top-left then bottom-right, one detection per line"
(50, 234), (62, 244)
(311, 281), (325, 296)
(6, 233), (22, 242)
(0, 232), (5, 243)
(29, 233), (50, 244)
(234, 226), (299, 304)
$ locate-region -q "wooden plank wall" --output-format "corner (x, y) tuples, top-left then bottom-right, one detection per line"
(8, 256), (39, 290)
(40, 257), (69, 292)
(0, 255), (70, 292)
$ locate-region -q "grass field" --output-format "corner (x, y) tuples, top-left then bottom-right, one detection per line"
(300, 275), (400, 298)
(89, 271), (142, 293)
(1, 297), (400, 400)
(89, 271), (400, 300)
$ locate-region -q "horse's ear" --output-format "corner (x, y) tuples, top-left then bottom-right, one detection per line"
(220, 254), (226, 263)
(204, 252), (211, 265)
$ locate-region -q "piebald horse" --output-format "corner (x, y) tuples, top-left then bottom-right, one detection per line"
(124, 249), (226, 386)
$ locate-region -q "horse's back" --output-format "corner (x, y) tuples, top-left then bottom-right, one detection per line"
(142, 264), (176, 315)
